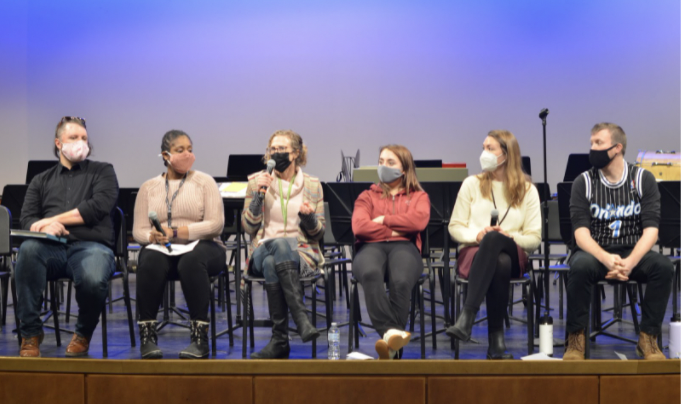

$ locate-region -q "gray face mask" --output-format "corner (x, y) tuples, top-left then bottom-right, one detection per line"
(377, 165), (403, 184)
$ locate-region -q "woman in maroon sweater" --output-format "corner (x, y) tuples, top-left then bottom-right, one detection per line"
(352, 144), (430, 359)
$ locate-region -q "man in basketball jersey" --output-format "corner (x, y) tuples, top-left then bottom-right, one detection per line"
(564, 122), (673, 360)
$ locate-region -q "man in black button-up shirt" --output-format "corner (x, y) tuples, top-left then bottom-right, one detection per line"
(15, 117), (119, 358)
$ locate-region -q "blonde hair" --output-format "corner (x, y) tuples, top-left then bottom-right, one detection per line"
(263, 129), (308, 167)
(591, 122), (627, 156)
(477, 130), (531, 208)
(378, 144), (423, 198)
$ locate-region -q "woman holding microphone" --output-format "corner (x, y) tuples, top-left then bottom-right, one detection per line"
(242, 130), (325, 359)
(134, 130), (226, 359)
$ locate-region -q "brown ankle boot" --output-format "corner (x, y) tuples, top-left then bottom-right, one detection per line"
(563, 331), (585, 360)
(636, 332), (665, 360)
(19, 332), (45, 358)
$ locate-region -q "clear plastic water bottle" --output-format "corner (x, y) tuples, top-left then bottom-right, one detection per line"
(328, 322), (340, 360)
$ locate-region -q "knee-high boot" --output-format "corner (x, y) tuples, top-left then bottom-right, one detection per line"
(251, 283), (291, 359)
(275, 261), (320, 343)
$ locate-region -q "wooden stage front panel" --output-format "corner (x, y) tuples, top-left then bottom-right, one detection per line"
(0, 358), (679, 404)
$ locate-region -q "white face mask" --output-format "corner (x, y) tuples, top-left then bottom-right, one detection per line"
(479, 150), (505, 172)
(60, 140), (90, 163)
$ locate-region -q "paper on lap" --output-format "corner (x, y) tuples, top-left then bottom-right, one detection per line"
(145, 240), (200, 256)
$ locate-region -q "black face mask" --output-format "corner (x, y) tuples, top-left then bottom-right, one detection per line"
(271, 152), (292, 172)
(589, 144), (618, 169)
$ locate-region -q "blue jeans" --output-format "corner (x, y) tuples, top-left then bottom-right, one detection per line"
(15, 239), (115, 339)
(250, 238), (299, 283)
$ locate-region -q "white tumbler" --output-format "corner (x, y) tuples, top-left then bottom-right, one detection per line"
(669, 320), (681, 359)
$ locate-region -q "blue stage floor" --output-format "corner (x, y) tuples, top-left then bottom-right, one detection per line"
(0, 263), (677, 361)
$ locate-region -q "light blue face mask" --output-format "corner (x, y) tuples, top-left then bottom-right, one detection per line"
(377, 165), (403, 184)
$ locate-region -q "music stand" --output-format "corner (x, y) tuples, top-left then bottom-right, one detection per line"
(0, 184), (28, 230)
(658, 181), (681, 250)
(555, 182), (574, 247)
(117, 188), (139, 239)
(322, 182), (373, 246)
(534, 183), (551, 203)
(563, 154), (591, 182)
(420, 182), (462, 334)
(26, 160), (57, 184)
(226, 155), (264, 182)
(415, 160), (442, 168)
(522, 156), (532, 176)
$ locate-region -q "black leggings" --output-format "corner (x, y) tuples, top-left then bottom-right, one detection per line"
(464, 232), (520, 329)
(137, 240), (226, 322)
(353, 241), (423, 337)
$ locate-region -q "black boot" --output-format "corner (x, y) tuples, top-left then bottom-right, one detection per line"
(138, 321), (162, 359)
(485, 272), (513, 360)
(251, 283), (291, 359)
(446, 308), (477, 342)
(179, 320), (210, 359)
(275, 261), (320, 343)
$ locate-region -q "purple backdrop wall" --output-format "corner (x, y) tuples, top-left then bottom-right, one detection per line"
(1, 0), (679, 190)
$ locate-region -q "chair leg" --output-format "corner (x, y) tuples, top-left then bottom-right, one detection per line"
(123, 275), (136, 347)
(626, 285), (640, 334)
(12, 275), (21, 346)
(429, 273), (437, 350)
(241, 281), (249, 358)
(210, 281), (217, 357)
(102, 302), (108, 358)
(409, 286), (416, 333)
(65, 281), (72, 323)
(526, 282), (534, 355)
(348, 281), (356, 353)
(419, 283), (425, 359)
(248, 285), (255, 349)
(225, 273), (234, 347)
(1, 275), (8, 326)
(51, 282), (61, 347)
(311, 281), (317, 359)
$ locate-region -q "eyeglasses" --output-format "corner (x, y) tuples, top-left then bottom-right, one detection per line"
(267, 146), (289, 154)
(59, 116), (87, 128)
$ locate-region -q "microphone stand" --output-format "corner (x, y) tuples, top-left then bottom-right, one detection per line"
(538, 108), (555, 355)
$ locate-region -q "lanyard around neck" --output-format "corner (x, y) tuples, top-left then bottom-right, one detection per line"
(490, 189), (511, 226)
(278, 173), (296, 235)
(165, 172), (187, 228)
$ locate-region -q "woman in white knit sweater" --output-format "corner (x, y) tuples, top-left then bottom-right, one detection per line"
(446, 130), (541, 359)
(133, 130), (225, 360)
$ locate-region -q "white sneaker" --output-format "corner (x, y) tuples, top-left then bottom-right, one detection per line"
(375, 329), (411, 359)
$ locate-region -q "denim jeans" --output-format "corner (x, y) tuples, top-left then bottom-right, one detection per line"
(250, 238), (299, 283)
(15, 239), (115, 339)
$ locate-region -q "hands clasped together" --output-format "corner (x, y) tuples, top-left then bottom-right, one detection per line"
(30, 218), (69, 237)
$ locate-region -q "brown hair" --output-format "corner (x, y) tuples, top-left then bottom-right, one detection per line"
(53, 117), (92, 158)
(591, 122), (627, 156)
(378, 144), (423, 198)
(477, 130), (531, 208)
(263, 129), (308, 167)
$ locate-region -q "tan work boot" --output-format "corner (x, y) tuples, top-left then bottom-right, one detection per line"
(636, 332), (666, 360)
(563, 330), (585, 360)
(65, 333), (90, 357)
(19, 331), (45, 358)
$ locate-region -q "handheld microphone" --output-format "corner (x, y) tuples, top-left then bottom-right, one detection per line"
(539, 108), (549, 120)
(490, 209), (499, 227)
(259, 159), (276, 197)
(148, 211), (172, 253)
